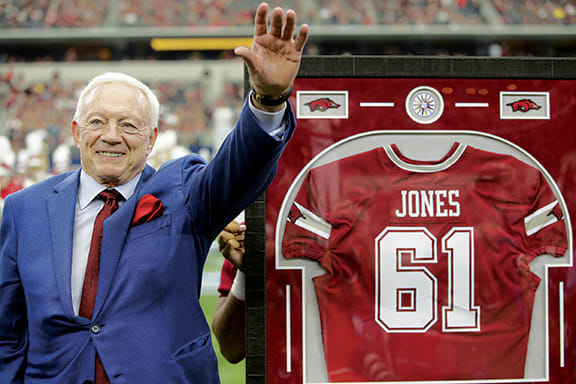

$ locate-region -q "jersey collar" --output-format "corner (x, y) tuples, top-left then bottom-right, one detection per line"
(384, 142), (467, 173)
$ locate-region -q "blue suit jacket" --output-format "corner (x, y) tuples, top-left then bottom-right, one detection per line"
(0, 100), (295, 383)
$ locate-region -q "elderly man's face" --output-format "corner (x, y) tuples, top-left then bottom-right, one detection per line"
(72, 82), (158, 187)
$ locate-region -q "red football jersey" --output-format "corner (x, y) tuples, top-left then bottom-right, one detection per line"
(282, 143), (567, 381)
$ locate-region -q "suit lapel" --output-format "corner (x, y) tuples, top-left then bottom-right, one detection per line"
(49, 170), (81, 318)
(93, 165), (156, 318)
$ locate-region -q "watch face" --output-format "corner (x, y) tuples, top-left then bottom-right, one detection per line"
(405, 86), (444, 124)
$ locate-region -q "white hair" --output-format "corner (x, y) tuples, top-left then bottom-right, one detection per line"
(73, 72), (160, 128)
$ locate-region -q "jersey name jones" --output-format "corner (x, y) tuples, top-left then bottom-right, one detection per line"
(395, 189), (460, 218)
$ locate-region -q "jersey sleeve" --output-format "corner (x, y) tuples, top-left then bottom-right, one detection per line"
(522, 170), (567, 259)
(481, 151), (568, 263)
(282, 168), (333, 271)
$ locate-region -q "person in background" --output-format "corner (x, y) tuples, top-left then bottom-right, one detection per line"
(0, 163), (23, 216)
(0, 163), (22, 200)
(213, 220), (247, 363)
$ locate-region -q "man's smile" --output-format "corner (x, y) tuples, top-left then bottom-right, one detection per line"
(97, 151), (124, 158)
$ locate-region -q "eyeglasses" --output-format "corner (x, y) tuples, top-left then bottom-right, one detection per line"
(81, 118), (150, 135)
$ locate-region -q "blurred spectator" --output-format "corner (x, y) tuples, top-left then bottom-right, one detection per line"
(0, 163), (21, 198)
(148, 129), (192, 169)
(374, 0), (485, 25)
(493, 0), (576, 25)
(0, 0), (50, 28)
(118, 0), (256, 27)
(119, 0), (186, 27)
(0, 161), (23, 216)
(50, 0), (108, 27)
(0, 0), (108, 28)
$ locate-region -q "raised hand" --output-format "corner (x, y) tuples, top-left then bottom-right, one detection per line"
(234, 2), (309, 103)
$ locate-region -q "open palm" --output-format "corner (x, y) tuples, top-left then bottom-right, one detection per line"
(235, 3), (309, 97)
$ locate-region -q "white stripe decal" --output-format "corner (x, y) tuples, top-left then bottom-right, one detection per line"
(286, 284), (291, 373)
(360, 102), (395, 107)
(288, 202), (332, 239)
(524, 200), (560, 236)
(455, 102), (489, 108)
(560, 281), (565, 368)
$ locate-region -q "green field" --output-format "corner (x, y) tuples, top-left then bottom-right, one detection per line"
(201, 248), (246, 384)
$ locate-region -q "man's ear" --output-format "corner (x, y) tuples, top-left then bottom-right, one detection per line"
(147, 127), (159, 156)
(71, 120), (81, 148)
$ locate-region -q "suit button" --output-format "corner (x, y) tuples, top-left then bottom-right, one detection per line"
(90, 324), (101, 334)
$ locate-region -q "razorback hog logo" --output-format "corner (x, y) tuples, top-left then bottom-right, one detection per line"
(305, 98), (341, 112)
(288, 204), (304, 224)
(507, 99), (542, 113)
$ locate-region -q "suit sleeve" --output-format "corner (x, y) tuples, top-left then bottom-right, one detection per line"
(183, 97), (296, 240)
(0, 196), (28, 383)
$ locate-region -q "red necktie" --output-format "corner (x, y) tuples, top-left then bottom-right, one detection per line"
(79, 189), (122, 384)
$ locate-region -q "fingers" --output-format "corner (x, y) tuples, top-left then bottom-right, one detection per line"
(223, 239), (244, 255)
(282, 9), (296, 40)
(253, 2), (269, 36)
(218, 230), (235, 251)
(218, 221), (246, 251)
(269, 7), (284, 38)
(219, 230), (245, 246)
(254, 3), (305, 43)
(294, 23), (310, 52)
(222, 239), (245, 270)
(224, 220), (246, 234)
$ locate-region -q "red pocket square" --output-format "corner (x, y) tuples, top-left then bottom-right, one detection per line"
(131, 194), (163, 227)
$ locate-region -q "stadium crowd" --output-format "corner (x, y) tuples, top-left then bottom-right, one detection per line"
(0, 0), (107, 28)
(493, 0), (576, 25)
(1, 0), (575, 28)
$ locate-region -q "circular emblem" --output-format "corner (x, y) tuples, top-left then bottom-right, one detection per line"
(405, 86), (444, 124)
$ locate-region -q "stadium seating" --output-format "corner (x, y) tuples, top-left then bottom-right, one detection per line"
(1, 0), (574, 28)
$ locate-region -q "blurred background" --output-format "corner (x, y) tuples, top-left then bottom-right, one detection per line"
(0, 1), (574, 383)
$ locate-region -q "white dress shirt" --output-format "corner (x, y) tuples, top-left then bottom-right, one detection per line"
(71, 172), (140, 315)
(70, 99), (287, 316)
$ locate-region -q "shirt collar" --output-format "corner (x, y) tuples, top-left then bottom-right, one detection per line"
(78, 170), (142, 210)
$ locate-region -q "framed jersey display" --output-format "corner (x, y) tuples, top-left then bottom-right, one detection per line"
(244, 57), (576, 384)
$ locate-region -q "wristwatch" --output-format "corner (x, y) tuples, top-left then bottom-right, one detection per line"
(251, 86), (293, 107)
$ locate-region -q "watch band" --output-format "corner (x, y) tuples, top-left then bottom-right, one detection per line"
(252, 86), (293, 107)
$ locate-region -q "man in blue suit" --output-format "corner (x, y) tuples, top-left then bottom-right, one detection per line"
(0, 3), (308, 383)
